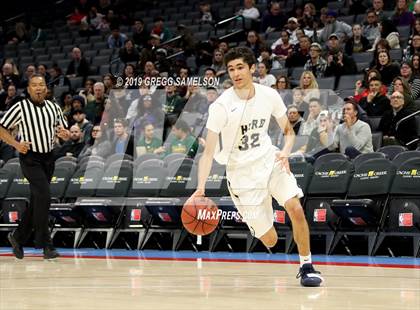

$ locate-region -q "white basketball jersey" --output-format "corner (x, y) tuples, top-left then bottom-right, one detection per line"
(206, 83), (286, 166)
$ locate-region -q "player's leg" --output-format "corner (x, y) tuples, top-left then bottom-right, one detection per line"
(259, 226), (277, 248)
(269, 165), (323, 287)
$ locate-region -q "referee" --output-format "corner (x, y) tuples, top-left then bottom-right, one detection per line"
(0, 74), (70, 259)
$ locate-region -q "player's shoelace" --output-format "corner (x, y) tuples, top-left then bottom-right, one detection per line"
(295, 264), (322, 279)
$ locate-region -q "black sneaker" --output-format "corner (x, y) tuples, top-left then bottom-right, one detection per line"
(43, 246), (60, 260)
(296, 263), (323, 287)
(8, 233), (24, 259)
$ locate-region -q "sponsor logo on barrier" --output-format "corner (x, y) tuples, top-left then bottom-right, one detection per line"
(14, 178), (29, 185)
(8, 211), (18, 223)
(313, 209), (327, 222)
(196, 209), (258, 221)
(396, 169), (420, 178)
(158, 212), (172, 222)
(274, 210), (286, 224)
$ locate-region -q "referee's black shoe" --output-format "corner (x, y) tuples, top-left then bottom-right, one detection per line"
(8, 233), (24, 259)
(43, 246), (60, 260)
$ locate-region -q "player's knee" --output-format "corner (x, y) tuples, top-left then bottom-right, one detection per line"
(260, 228), (277, 248)
(285, 198), (305, 223)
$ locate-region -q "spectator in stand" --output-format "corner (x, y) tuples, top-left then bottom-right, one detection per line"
(328, 101), (373, 159)
(60, 91), (73, 120)
(245, 30), (266, 58)
(151, 16), (172, 42)
(19, 64), (35, 89)
(70, 95), (86, 113)
(388, 77), (416, 107)
(359, 77), (391, 116)
(132, 19), (148, 49)
(373, 50), (401, 86)
(363, 9), (381, 42)
(389, 62), (420, 101)
(132, 95), (164, 134)
(102, 73), (115, 95)
(257, 46), (281, 70)
(119, 39), (139, 63)
(345, 24), (371, 56)
(325, 46), (358, 79)
(237, 0), (260, 21)
(285, 17), (300, 45)
(275, 75), (293, 105)
(37, 64), (50, 85)
(261, 1), (287, 33)
(2, 63), (19, 88)
(304, 42), (327, 78)
(0, 84), (21, 111)
(72, 108), (93, 144)
(136, 122), (163, 156)
(298, 111), (335, 156)
(372, 0), (385, 19)
(204, 68), (217, 80)
(78, 124), (112, 159)
(198, 2), (219, 25)
(301, 98), (324, 135)
(286, 104), (305, 135)
(67, 7), (87, 26)
(392, 0), (416, 26)
(354, 69), (388, 103)
(163, 85), (186, 127)
(319, 10), (352, 43)
(157, 120), (198, 157)
(411, 52), (420, 77)
(107, 25), (127, 49)
(415, 1), (420, 16)
(272, 30), (294, 61)
(66, 47), (90, 79)
(286, 35), (311, 68)
(54, 125), (85, 159)
(48, 65), (71, 89)
(79, 78), (95, 103)
(378, 90), (419, 149)
(210, 49), (226, 78)
(256, 61), (276, 87)
(301, 3), (318, 30)
(403, 34), (420, 62)
(183, 85), (207, 113)
(139, 34), (160, 69)
(370, 19), (400, 51)
(293, 87), (310, 118)
(85, 82), (108, 124)
(111, 118), (134, 156)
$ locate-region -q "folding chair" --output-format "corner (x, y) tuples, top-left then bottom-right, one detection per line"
(330, 158), (396, 255)
(372, 158), (420, 256)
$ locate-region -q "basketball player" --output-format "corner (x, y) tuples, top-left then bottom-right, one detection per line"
(190, 47), (323, 287)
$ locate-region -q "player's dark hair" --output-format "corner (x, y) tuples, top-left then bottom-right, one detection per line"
(224, 46), (256, 68)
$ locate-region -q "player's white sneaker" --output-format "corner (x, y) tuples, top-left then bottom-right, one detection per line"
(296, 263), (323, 287)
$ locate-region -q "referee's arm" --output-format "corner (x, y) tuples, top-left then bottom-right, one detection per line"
(0, 102), (30, 154)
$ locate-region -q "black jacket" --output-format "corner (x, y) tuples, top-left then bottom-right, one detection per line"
(359, 94), (391, 117)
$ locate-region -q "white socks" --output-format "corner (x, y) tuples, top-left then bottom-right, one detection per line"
(300, 253), (312, 267)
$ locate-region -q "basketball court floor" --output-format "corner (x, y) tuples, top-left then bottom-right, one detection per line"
(0, 248), (419, 310)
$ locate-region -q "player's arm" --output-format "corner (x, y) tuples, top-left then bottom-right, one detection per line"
(274, 114), (296, 173)
(192, 129), (219, 197)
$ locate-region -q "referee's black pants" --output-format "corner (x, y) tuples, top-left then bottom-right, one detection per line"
(14, 151), (55, 248)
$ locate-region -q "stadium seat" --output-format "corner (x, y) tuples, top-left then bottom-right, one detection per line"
(392, 150), (420, 168)
(138, 159), (165, 169)
(372, 132), (383, 151)
(160, 158), (197, 197)
(378, 145), (407, 160)
(305, 158), (354, 254)
(317, 77), (335, 90)
(163, 153), (187, 167)
(314, 153), (348, 170)
(337, 74), (364, 90)
(372, 157), (420, 256)
(368, 117), (382, 132)
(353, 152), (386, 169)
(50, 165), (75, 202)
(129, 163), (168, 197)
(133, 153), (160, 166)
(352, 52), (373, 64)
(330, 158), (396, 255)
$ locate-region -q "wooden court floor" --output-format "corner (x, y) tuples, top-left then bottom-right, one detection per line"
(0, 249), (419, 310)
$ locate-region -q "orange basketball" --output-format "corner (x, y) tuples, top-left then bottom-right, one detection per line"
(182, 197), (220, 236)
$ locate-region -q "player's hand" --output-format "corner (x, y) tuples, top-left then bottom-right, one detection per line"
(15, 141), (31, 154)
(57, 125), (70, 141)
(275, 150), (291, 174)
(186, 189), (206, 205)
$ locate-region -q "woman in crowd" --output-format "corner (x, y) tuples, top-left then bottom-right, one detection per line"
(373, 50), (401, 86)
(78, 124), (112, 159)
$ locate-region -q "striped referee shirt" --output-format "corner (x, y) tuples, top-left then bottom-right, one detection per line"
(0, 98), (67, 153)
